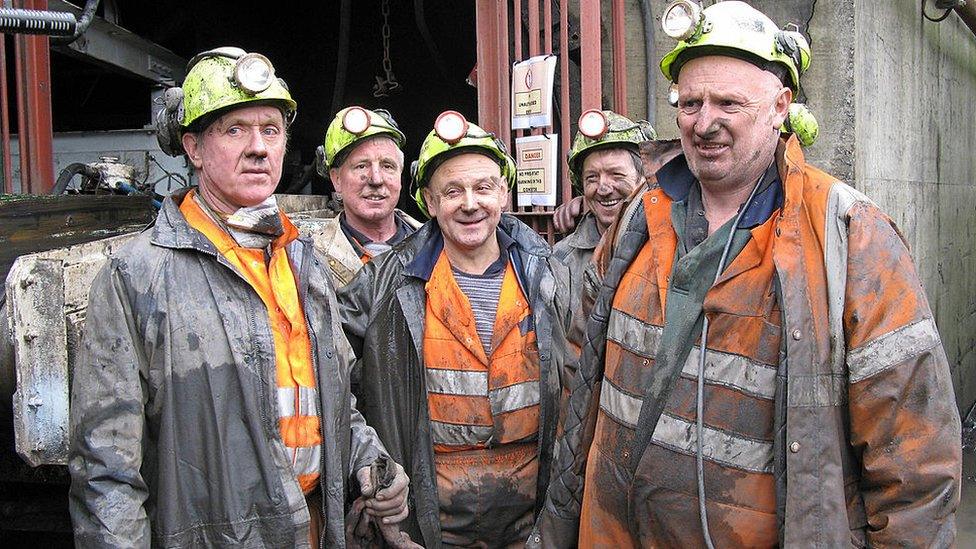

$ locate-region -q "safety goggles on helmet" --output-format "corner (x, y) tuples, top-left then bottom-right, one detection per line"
(410, 111), (517, 217)
(316, 106), (405, 176)
(659, 0), (810, 93)
(567, 110), (655, 186)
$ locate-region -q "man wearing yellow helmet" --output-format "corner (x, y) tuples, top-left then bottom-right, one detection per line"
(338, 111), (571, 547)
(314, 107), (422, 287)
(68, 48), (408, 547)
(533, 2), (960, 547)
(554, 110), (655, 361)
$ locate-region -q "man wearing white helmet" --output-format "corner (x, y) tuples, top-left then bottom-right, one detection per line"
(531, 2), (960, 547)
(68, 48), (408, 547)
(314, 106), (421, 287)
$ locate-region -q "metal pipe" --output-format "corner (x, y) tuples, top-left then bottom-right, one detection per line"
(639, 0), (655, 126)
(0, 34), (13, 193)
(329, 0), (350, 118)
(559, 0), (570, 204)
(13, 0), (55, 195)
(528, 0), (540, 57)
(612, 0), (627, 115)
(51, 0), (96, 44)
(580, 0), (602, 110)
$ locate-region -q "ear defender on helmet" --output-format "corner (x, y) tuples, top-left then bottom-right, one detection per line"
(154, 87), (186, 157)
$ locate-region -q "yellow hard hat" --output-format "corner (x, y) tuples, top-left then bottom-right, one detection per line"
(154, 47), (296, 156)
(410, 111), (516, 217)
(316, 107), (405, 176)
(568, 110), (655, 188)
(659, 1), (810, 92)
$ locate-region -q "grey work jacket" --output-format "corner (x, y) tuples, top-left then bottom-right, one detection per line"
(552, 212), (601, 366)
(338, 215), (572, 548)
(310, 209), (423, 288)
(68, 187), (387, 548)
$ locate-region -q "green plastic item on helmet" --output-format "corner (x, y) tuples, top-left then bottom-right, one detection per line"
(410, 111), (517, 217)
(180, 47), (296, 129)
(659, 1), (811, 92)
(320, 106), (406, 172)
(568, 109), (656, 187)
(782, 102), (819, 147)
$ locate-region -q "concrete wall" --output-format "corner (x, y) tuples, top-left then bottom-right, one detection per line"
(854, 1), (976, 415)
(628, 0), (976, 414)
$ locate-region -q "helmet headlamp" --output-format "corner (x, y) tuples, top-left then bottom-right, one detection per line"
(233, 53), (275, 95)
(662, 0), (702, 42)
(578, 109), (609, 139)
(667, 83), (680, 107)
(434, 110), (469, 144)
(341, 106), (371, 135)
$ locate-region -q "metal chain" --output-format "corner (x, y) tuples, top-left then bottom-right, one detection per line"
(374, 0), (400, 97)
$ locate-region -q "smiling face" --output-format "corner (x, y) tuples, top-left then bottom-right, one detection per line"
(675, 55), (791, 193)
(328, 135), (404, 230)
(580, 147), (642, 234)
(423, 152), (508, 260)
(182, 104), (286, 214)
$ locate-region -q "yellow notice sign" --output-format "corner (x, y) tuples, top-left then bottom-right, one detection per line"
(511, 55), (557, 129)
(514, 89), (543, 116)
(515, 134), (558, 207)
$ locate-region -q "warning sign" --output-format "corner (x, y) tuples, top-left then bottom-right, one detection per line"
(515, 134), (558, 207)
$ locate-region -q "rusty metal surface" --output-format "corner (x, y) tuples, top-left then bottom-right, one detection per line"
(0, 35), (12, 194)
(580, 0), (602, 110)
(559, 0), (571, 204)
(611, 0), (627, 116)
(14, 0), (55, 195)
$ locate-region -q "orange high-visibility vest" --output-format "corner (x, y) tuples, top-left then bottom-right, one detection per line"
(181, 191), (322, 493)
(423, 250), (541, 452)
(579, 189), (780, 547)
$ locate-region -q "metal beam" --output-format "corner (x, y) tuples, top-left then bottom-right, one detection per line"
(15, 0), (54, 195)
(47, 0), (185, 85)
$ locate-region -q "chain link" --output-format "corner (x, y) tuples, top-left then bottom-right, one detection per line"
(374, 0), (400, 97)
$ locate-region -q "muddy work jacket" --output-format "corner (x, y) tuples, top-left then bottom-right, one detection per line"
(311, 209), (422, 287)
(338, 215), (572, 548)
(530, 136), (962, 548)
(552, 212), (601, 363)
(68, 187), (388, 548)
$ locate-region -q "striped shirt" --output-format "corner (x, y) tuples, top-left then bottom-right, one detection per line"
(452, 266), (505, 355)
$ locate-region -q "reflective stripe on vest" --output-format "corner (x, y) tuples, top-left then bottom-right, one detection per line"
(180, 192), (322, 492)
(423, 250), (541, 452)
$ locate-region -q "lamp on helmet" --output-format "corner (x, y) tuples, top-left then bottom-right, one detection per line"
(578, 109), (609, 139)
(662, 0), (702, 41)
(342, 107), (371, 135)
(434, 110), (469, 144)
(233, 53), (276, 94)
(410, 111), (517, 217)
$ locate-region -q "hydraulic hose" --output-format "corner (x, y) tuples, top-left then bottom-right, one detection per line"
(330, 0), (351, 117)
(696, 166), (767, 549)
(52, 0), (99, 44)
(51, 162), (99, 195)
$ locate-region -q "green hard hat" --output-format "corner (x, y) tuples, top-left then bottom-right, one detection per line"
(410, 111), (516, 217)
(659, 1), (810, 92)
(320, 106), (406, 171)
(568, 109), (655, 187)
(180, 47), (296, 129)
